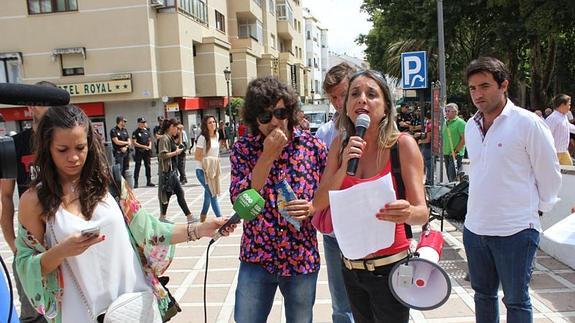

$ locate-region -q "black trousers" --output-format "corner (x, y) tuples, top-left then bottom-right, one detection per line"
(159, 171), (191, 215)
(342, 260), (410, 323)
(113, 151), (129, 177)
(133, 149), (152, 184)
(177, 151), (187, 181)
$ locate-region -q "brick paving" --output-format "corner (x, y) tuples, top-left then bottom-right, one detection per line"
(1, 155), (575, 322)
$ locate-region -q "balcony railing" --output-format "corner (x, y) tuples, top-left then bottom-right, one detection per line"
(179, 0), (208, 24)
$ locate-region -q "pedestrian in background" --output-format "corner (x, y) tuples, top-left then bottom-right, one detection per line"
(545, 94), (575, 166)
(218, 121), (228, 152)
(463, 57), (561, 323)
(416, 109), (433, 185)
(15, 105), (235, 323)
(132, 117), (155, 188)
(188, 124), (196, 154)
(442, 103), (466, 182)
(312, 70), (428, 323)
(175, 124), (188, 184)
(153, 116), (165, 154)
(110, 116), (131, 178)
(157, 118), (194, 223)
(194, 115), (222, 222)
(230, 76), (327, 323)
(314, 62), (356, 323)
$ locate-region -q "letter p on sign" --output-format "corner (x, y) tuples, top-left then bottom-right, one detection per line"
(401, 51), (427, 89)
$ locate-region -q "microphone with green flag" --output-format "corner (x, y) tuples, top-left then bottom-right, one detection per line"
(211, 189), (265, 241)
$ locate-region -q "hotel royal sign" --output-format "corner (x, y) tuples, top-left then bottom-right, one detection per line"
(57, 76), (132, 97)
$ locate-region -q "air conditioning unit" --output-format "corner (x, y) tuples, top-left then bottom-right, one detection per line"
(150, 0), (165, 8)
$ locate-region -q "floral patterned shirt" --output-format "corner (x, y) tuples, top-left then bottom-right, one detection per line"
(230, 129), (327, 276)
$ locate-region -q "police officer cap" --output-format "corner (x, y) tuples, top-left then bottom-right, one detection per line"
(137, 117), (147, 123)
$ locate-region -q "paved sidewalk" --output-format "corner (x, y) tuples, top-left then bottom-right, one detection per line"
(1, 156), (574, 322)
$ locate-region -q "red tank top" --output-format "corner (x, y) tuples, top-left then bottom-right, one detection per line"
(340, 159), (410, 257)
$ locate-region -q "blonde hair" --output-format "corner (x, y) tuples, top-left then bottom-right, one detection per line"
(337, 70), (399, 167)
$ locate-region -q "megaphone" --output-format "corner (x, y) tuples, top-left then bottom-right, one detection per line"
(389, 229), (451, 310)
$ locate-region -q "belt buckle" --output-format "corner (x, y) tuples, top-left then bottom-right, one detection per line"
(342, 257), (352, 270)
(364, 260), (376, 271)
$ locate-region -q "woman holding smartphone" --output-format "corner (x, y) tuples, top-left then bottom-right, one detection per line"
(194, 115), (223, 222)
(15, 105), (235, 323)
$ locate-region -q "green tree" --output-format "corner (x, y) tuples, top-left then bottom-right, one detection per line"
(358, 0), (575, 108)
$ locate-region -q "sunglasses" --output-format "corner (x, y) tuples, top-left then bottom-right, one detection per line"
(257, 107), (289, 124)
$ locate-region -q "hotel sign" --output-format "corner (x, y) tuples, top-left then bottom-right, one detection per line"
(58, 79), (132, 97)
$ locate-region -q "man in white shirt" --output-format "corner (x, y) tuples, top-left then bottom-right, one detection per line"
(315, 62), (356, 323)
(463, 57), (561, 323)
(545, 94), (575, 165)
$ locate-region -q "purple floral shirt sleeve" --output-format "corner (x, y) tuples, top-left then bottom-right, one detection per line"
(229, 129), (328, 276)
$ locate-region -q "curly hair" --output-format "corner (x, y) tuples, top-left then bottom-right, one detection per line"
(241, 76), (299, 135)
(32, 105), (110, 219)
(337, 70), (399, 164)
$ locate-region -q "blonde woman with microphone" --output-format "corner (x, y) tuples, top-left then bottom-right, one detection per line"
(312, 70), (428, 323)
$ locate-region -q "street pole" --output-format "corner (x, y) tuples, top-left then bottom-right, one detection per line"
(437, 0), (447, 183)
(224, 67), (234, 141)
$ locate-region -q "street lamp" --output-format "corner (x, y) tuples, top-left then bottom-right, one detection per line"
(223, 67), (234, 137)
(310, 89), (315, 104)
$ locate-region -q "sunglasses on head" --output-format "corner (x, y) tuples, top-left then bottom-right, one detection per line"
(257, 107), (289, 124)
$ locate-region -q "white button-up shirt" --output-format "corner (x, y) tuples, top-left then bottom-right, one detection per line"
(545, 110), (575, 152)
(464, 100), (561, 236)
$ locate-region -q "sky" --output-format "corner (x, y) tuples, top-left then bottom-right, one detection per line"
(302, 0), (372, 59)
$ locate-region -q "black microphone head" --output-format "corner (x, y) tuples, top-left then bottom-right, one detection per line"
(0, 83), (70, 106)
(355, 114), (371, 129)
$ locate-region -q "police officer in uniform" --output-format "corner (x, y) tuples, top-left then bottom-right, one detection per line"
(110, 115), (131, 177)
(132, 117), (155, 188)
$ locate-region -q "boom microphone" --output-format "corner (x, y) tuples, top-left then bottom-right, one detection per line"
(211, 189), (265, 241)
(346, 114), (371, 176)
(0, 83), (70, 106)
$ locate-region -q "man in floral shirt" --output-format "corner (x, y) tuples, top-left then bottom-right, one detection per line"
(230, 76), (327, 323)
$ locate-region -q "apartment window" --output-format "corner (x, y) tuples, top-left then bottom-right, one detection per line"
(276, 0), (294, 28)
(307, 31), (310, 40)
(215, 10), (225, 32)
(179, 0), (207, 24)
(0, 54), (22, 83)
(268, 0), (275, 15)
(253, 0), (262, 7)
(308, 58), (311, 68)
(28, 0), (78, 14)
(271, 34), (276, 49)
(238, 19), (263, 43)
(61, 53), (84, 76)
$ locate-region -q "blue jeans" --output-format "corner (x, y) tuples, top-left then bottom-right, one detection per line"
(234, 261), (318, 323)
(463, 227), (539, 323)
(444, 154), (462, 182)
(195, 168), (222, 217)
(323, 235), (354, 323)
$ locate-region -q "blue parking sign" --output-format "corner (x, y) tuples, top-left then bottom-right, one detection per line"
(401, 51), (427, 89)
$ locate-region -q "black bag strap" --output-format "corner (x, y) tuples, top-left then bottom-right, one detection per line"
(390, 140), (413, 239)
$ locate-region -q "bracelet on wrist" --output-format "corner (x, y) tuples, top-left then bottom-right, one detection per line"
(187, 223), (200, 242)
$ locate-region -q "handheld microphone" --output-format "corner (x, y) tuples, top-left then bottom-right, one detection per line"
(346, 114), (371, 176)
(211, 189), (265, 241)
(0, 83), (70, 106)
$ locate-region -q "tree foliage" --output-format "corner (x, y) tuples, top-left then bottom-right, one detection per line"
(358, 0), (575, 109)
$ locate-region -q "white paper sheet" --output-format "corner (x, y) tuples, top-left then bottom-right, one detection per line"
(329, 174), (397, 259)
(543, 213), (575, 246)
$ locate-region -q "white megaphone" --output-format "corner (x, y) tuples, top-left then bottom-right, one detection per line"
(389, 228), (451, 310)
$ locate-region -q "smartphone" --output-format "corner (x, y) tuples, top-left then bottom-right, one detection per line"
(80, 226), (100, 238)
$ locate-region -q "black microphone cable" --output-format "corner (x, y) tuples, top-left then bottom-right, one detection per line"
(203, 238), (216, 323)
(0, 254), (14, 323)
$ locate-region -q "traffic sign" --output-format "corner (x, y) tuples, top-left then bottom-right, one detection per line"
(401, 51), (427, 89)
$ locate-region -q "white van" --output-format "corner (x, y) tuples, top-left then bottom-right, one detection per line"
(302, 104), (334, 134)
